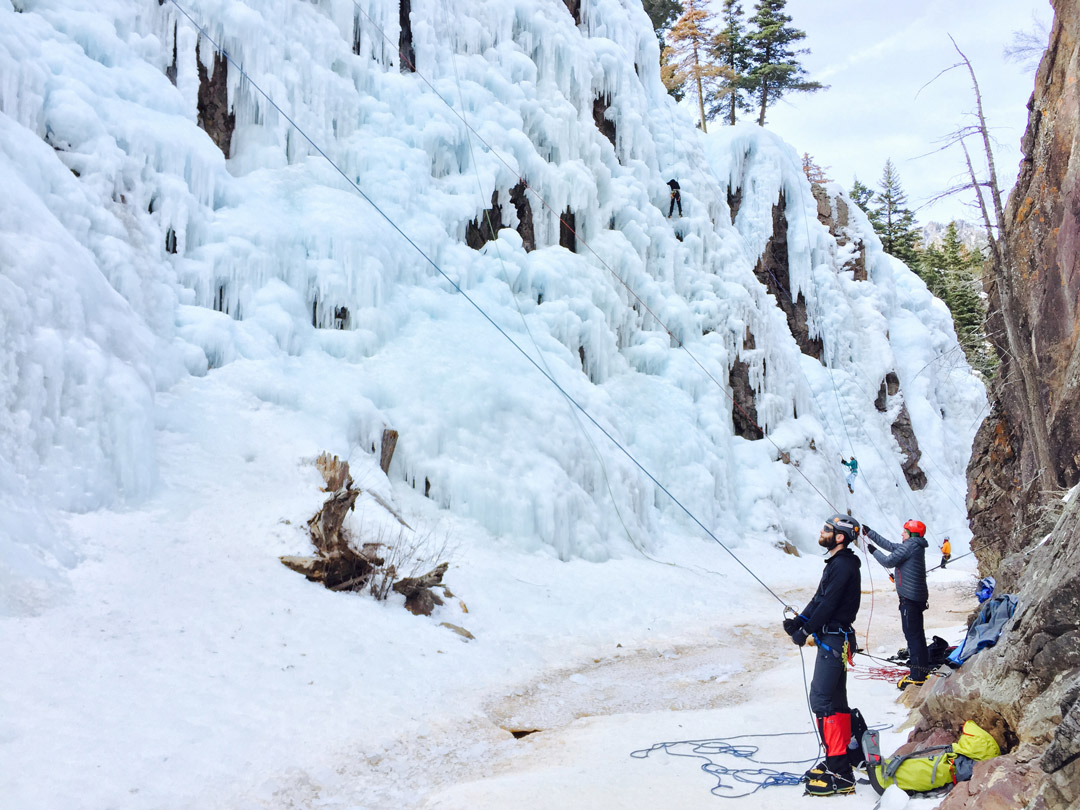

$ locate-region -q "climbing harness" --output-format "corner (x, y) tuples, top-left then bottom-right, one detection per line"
(813, 626), (856, 669)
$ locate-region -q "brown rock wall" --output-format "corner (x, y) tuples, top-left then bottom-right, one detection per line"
(939, 6), (1080, 806)
(987, 0), (1080, 530)
(753, 193), (824, 359)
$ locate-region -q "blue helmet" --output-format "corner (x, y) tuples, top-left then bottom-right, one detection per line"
(976, 576), (996, 603)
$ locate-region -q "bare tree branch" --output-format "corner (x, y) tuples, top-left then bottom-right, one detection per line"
(949, 34), (1057, 484)
(914, 61), (964, 100)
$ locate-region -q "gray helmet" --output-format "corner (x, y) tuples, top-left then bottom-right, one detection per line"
(824, 513), (861, 544)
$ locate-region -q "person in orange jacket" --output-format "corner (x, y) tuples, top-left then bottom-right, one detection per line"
(940, 536), (951, 569)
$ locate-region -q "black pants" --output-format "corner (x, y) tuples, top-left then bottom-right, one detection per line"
(668, 192), (682, 217)
(809, 633), (849, 717)
(900, 597), (929, 680)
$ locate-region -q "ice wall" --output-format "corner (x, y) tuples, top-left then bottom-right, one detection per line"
(0, 0), (985, 609)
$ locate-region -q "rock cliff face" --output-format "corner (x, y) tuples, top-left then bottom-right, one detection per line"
(917, 2), (1080, 807)
(968, 0), (1080, 573)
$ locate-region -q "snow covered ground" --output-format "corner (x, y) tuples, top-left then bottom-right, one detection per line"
(1, 364), (980, 809)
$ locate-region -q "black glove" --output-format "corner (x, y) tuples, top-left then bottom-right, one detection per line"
(861, 524), (871, 537)
(783, 617), (803, 636)
(791, 628), (808, 647)
(866, 543), (877, 555)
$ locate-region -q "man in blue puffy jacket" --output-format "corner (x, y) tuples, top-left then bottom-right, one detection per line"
(862, 519), (929, 689)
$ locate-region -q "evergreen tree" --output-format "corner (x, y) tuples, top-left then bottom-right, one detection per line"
(848, 176), (884, 232)
(745, 0), (824, 126)
(939, 223), (992, 374)
(659, 51), (685, 102)
(915, 222), (993, 376)
(870, 159), (920, 265)
(643, 0), (684, 41)
(663, 0), (729, 133)
(915, 243), (949, 300)
(801, 152), (831, 184)
(645, 0), (685, 99)
(706, 0), (754, 125)
(849, 177), (874, 211)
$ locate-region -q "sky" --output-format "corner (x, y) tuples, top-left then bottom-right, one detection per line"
(753, 0), (1053, 226)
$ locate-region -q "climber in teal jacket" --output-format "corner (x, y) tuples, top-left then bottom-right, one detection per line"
(841, 456), (858, 493)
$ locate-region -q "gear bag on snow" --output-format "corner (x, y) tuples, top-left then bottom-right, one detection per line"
(864, 720), (1000, 796)
(888, 635), (954, 669)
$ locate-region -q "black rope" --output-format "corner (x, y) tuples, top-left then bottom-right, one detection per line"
(927, 533), (1011, 571)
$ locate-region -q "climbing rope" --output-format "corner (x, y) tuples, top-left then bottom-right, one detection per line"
(853, 663), (911, 683)
(927, 532), (1012, 572)
(630, 730), (817, 798)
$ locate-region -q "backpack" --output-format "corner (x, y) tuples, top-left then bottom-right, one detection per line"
(864, 720), (1000, 796)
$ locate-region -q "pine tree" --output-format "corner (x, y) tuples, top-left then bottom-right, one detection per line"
(870, 159), (920, 265)
(706, 0), (754, 125)
(915, 222), (993, 376)
(801, 152), (831, 184)
(645, 0), (686, 100)
(659, 49), (686, 102)
(915, 243), (949, 300)
(643, 0), (684, 41)
(745, 0), (824, 126)
(939, 223), (992, 374)
(849, 177), (874, 211)
(848, 176), (883, 233)
(663, 0), (729, 133)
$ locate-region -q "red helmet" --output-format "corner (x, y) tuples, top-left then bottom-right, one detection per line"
(903, 519), (926, 536)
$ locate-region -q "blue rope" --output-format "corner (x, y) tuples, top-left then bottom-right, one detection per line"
(631, 731), (816, 798)
(164, 0), (791, 608)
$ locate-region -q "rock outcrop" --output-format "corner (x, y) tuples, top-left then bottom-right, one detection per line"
(753, 193), (824, 359)
(812, 183), (867, 281)
(915, 3), (1080, 808)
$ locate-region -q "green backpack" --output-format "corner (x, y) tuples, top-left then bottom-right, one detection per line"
(865, 720), (1000, 795)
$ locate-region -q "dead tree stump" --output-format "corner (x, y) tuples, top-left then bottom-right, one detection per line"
(393, 562), (449, 616)
(281, 451), (456, 613)
(281, 455), (377, 591)
(316, 451), (353, 491)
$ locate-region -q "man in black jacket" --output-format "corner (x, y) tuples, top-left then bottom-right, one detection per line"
(783, 513), (862, 796)
(862, 519), (929, 689)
